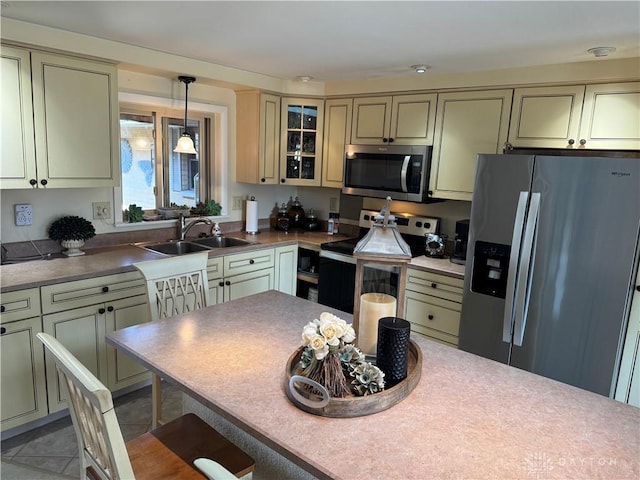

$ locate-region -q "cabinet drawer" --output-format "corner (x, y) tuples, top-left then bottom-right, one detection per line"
(207, 257), (224, 280)
(405, 290), (461, 347)
(224, 248), (274, 277)
(41, 271), (145, 314)
(406, 268), (463, 303)
(0, 288), (41, 323)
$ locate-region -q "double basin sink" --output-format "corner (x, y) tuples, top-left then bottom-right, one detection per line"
(137, 236), (254, 256)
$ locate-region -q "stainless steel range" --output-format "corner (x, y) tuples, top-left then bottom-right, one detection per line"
(318, 210), (439, 313)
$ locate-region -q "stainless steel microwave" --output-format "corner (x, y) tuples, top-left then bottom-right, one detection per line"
(342, 144), (434, 203)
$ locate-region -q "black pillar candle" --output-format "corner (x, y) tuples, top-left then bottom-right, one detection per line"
(376, 317), (411, 386)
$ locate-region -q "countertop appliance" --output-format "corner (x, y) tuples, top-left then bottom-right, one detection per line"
(450, 219), (469, 265)
(458, 152), (640, 397)
(424, 233), (446, 258)
(318, 210), (439, 313)
(342, 144), (439, 203)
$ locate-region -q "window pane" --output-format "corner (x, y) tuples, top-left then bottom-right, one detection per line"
(166, 117), (200, 208)
(120, 114), (156, 209)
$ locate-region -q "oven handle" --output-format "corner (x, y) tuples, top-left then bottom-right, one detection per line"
(400, 155), (411, 193)
(319, 250), (357, 265)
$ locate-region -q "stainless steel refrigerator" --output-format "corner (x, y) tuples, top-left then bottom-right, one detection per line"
(458, 152), (640, 397)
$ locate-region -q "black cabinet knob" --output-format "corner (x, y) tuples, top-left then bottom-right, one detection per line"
(579, 139), (587, 145)
(428, 314), (434, 320)
(431, 283), (437, 289)
(29, 179), (37, 186)
(388, 138), (394, 143)
(0, 327), (6, 335)
(0, 305), (5, 313)
(102, 286), (109, 293)
(280, 179), (285, 183)
(249, 259), (255, 265)
(225, 280), (231, 286)
(98, 308), (106, 314)
(261, 178), (266, 183)
(568, 138), (575, 145)
(382, 137), (388, 143)
(40, 179), (48, 186)
(636, 285), (640, 292)
(219, 281), (224, 287)
(107, 306), (114, 312)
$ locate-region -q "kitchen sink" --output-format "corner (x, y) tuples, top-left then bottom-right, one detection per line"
(191, 236), (253, 248)
(137, 237), (254, 256)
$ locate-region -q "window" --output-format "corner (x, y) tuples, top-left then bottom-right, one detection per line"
(116, 93), (228, 224)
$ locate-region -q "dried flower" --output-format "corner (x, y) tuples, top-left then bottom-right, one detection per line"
(350, 362), (386, 396)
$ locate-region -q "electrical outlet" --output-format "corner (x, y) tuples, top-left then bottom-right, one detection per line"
(15, 204), (33, 226)
(92, 202), (111, 220)
(232, 196), (243, 211)
(329, 197), (338, 212)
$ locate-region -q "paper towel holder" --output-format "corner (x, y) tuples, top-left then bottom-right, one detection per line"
(245, 195), (260, 235)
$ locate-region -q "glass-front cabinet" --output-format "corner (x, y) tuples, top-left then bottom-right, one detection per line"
(280, 98), (324, 186)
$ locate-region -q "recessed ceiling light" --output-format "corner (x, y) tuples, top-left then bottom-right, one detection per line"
(588, 47), (616, 58)
(296, 76), (313, 82)
(410, 65), (431, 74)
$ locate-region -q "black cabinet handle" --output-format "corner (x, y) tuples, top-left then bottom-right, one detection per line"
(40, 179), (48, 186)
(568, 138), (575, 145)
(219, 281), (224, 287)
(0, 327), (6, 335)
(249, 259), (255, 265)
(0, 305), (5, 313)
(225, 280), (231, 286)
(280, 179), (285, 183)
(428, 314), (434, 320)
(107, 306), (114, 312)
(579, 139), (587, 146)
(98, 308), (106, 314)
(431, 283), (437, 289)
(29, 179), (37, 186)
(382, 137), (388, 143)
(261, 178), (266, 183)
(102, 286), (109, 293)
(388, 138), (394, 143)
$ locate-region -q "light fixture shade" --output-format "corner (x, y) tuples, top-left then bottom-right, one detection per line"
(174, 133), (197, 154)
(353, 197), (411, 260)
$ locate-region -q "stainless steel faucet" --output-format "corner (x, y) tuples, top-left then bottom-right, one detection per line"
(179, 214), (215, 240)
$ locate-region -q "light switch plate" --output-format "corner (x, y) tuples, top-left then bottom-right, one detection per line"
(15, 204), (33, 226)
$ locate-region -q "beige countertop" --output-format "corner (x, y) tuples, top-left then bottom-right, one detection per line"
(0, 230), (464, 292)
(106, 290), (639, 480)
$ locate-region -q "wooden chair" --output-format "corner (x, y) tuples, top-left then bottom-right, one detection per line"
(134, 251), (211, 428)
(37, 332), (254, 480)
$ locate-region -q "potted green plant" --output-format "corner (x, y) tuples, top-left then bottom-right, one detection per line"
(48, 215), (96, 256)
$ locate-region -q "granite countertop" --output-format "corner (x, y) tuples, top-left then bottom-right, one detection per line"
(106, 290), (639, 480)
(0, 230), (464, 292)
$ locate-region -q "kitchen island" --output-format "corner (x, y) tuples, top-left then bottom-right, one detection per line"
(106, 290), (638, 480)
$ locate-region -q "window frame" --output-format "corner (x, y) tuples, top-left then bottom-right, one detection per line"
(115, 92), (228, 226)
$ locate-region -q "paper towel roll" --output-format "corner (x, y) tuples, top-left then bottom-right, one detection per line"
(245, 198), (259, 233)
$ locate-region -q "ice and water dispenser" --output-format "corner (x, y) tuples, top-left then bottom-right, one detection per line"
(471, 241), (511, 298)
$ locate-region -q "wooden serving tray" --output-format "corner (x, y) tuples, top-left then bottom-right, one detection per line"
(284, 340), (422, 417)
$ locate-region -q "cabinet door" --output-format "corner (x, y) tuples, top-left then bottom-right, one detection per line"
(105, 296), (150, 391)
(236, 91), (281, 184)
(431, 90), (512, 201)
(351, 96), (393, 144)
(322, 98), (352, 188)
(389, 93), (437, 145)
(225, 269), (274, 302)
(31, 51), (119, 188)
(224, 248), (275, 277)
(43, 305), (108, 413)
(509, 85), (585, 149)
(0, 317), (48, 431)
(280, 98), (324, 186)
(274, 245), (298, 295)
(579, 82), (640, 150)
(207, 257), (225, 305)
(404, 289), (461, 347)
(0, 46), (37, 189)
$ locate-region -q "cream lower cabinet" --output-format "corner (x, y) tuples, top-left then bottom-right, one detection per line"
(0, 289), (48, 432)
(236, 91), (281, 185)
(431, 89), (512, 201)
(274, 245), (298, 295)
(208, 249), (276, 303)
(404, 269), (464, 347)
(322, 98), (353, 188)
(351, 94), (437, 145)
(41, 272), (149, 413)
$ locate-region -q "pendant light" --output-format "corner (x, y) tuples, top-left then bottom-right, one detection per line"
(174, 75), (197, 154)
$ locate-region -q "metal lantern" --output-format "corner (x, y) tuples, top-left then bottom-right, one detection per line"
(352, 197), (411, 357)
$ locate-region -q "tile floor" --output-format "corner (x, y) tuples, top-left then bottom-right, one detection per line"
(1, 382), (182, 479)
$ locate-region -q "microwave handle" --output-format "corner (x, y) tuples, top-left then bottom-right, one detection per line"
(400, 155), (411, 193)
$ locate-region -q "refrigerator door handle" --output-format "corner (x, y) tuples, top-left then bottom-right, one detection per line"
(503, 191), (529, 343)
(513, 192), (541, 346)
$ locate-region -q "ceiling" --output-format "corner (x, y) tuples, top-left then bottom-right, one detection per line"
(2, 1), (639, 82)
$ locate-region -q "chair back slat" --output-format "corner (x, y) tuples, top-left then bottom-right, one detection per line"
(37, 332), (136, 480)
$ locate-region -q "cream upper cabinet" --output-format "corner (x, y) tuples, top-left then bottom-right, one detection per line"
(578, 82), (640, 150)
(431, 89), (512, 201)
(280, 97), (324, 186)
(236, 91), (281, 185)
(351, 94), (437, 145)
(29, 51), (119, 189)
(508, 85), (586, 149)
(1, 46), (37, 189)
(321, 98), (353, 188)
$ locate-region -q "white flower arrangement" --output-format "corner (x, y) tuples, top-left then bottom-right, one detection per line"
(298, 312), (385, 397)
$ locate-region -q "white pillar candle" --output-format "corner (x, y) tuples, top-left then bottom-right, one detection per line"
(358, 293), (397, 356)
